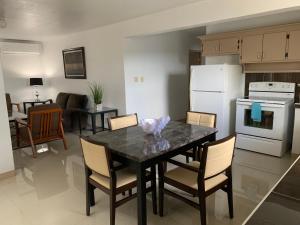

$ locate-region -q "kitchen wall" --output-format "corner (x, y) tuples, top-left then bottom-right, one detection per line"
(1, 41), (44, 112)
(0, 61), (14, 175)
(42, 0), (300, 114)
(124, 30), (201, 120)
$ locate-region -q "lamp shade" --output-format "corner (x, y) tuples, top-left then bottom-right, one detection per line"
(30, 78), (43, 86)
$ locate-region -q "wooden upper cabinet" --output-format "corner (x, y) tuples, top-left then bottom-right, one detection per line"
(202, 40), (219, 56)
(262, 32), (287, 62)
(287, 30), (300, 61)
(241, 35), (263, 63)
(219, 37), (239, 54)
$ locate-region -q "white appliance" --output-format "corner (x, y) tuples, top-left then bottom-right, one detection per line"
(236, 82), (295, 157)
(190, 64), (244, 139)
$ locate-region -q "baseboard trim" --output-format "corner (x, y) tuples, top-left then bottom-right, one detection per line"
(0, 170), (16, 180)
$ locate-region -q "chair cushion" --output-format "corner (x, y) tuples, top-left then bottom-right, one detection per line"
(56, 93), (70, 109)
(90, 168), (138, 189)
(165, 161), (228, 191)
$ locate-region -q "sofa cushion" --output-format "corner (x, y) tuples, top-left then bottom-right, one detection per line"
(56, 93), (70, 109)
(66, 94), (88, 109)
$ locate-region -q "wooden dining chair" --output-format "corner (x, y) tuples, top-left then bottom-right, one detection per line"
(15, 104), (67, 158)
(108, 113), (138, 131)
(6, 93), (21, 115)
(159, 134), (236, 225)
(80, 138), (157, 225)
(183, 111), (217, 162)
(108, 113), (153, 195)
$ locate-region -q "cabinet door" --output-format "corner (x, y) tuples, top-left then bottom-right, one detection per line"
(262, 32), (287, 62)
(220, 37), (239, 54)
(241, 35), (263, 63)
(287, 30), (300, 61)
(202, 40), (219, 56)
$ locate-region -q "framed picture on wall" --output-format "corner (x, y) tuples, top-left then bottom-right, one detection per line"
(62, 47), (86, 79)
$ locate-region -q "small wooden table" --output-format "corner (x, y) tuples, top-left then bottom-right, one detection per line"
(71, 107), (118, 134)
(88, 121), (217, 225)
(23, 99), (53, 114)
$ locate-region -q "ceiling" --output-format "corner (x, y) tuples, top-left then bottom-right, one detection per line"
(0, 0), (201, 39)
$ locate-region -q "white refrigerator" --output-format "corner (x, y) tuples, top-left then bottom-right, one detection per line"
(190, 64), (244, 139)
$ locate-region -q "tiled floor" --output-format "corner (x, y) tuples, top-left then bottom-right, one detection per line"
(0, 132), (297, 225)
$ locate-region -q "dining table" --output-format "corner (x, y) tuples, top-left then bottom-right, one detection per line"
(88, 120), (217, 225)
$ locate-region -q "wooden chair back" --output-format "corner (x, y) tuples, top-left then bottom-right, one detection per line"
(5, 93), (12, 113)
(80, 138), (111, 178)
(200, 135), (236, 179)
(108, 113), (138, 130)
(27, 104), (63, 142)
(187, 111), (216, 128)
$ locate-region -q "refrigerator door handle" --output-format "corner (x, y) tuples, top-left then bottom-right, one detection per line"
(191, 90), (224, 93)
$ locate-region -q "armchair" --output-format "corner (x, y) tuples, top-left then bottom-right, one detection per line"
(15, 103), (67, 158)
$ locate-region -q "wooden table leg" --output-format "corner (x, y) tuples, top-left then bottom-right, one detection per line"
(136, 163), (147, 225)
(101, 113), (105, 131)
(91, 114), (96, 134)
(78, 112), (82, 135)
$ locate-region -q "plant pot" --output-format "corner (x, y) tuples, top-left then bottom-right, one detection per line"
(96, 103), (103, 111)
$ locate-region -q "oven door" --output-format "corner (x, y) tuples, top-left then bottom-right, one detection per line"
(236, 101), (286, 140)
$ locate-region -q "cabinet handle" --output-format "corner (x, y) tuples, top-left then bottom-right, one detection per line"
(257, 53), (261, 59)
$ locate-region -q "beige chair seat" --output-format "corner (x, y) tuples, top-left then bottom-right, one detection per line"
(165, 161), (228, 191)
(90, 169), (149, 189)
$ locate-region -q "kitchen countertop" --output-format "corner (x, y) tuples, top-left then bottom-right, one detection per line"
(243, 156), (300, 225)
(295, 103), (300, 108)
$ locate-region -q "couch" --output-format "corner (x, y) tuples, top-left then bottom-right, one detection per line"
(56, 92), (88, 131)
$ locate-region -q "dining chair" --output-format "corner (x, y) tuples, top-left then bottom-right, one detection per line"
(108, 113), (138, 131)
(15, 103), (67, 158)
(183, 111), (217, 162)
(80, 138), (157, 225)
(6, 93), (21, 115)
(159, 134), (236, 225)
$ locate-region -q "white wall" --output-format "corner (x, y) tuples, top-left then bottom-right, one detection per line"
(1, 41), (44, 112)
(0, 59), (15, 174)
(41, 0), (300, 114)
(124, 31), (197, 120)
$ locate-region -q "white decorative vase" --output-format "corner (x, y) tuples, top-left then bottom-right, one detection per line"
(96, 103), (103, 111)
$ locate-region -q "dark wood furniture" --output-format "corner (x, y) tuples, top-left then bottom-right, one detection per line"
(6, 93), (21, 115)
(72, 107), (118, 134)
(15, 103), (67, 158)
(80, 138), (157, 225)
(182, 111), (217, 162)
(159, 134), (236, 225)
(88, 121), (217, 225)
(23, 99), (53, 114)
(108, 113), (138, 131)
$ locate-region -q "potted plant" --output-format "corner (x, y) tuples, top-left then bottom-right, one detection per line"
(89, 82), (103, 111)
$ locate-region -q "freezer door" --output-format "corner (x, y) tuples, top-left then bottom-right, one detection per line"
(190, 65), (227, 92)
(190, 91), (226, 139)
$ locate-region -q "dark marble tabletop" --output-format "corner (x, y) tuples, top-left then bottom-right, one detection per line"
(88, 121), (217, 162)
(244, 156), (300, 225)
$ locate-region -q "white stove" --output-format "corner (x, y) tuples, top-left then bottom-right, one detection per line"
(235, 82), (295, 157)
